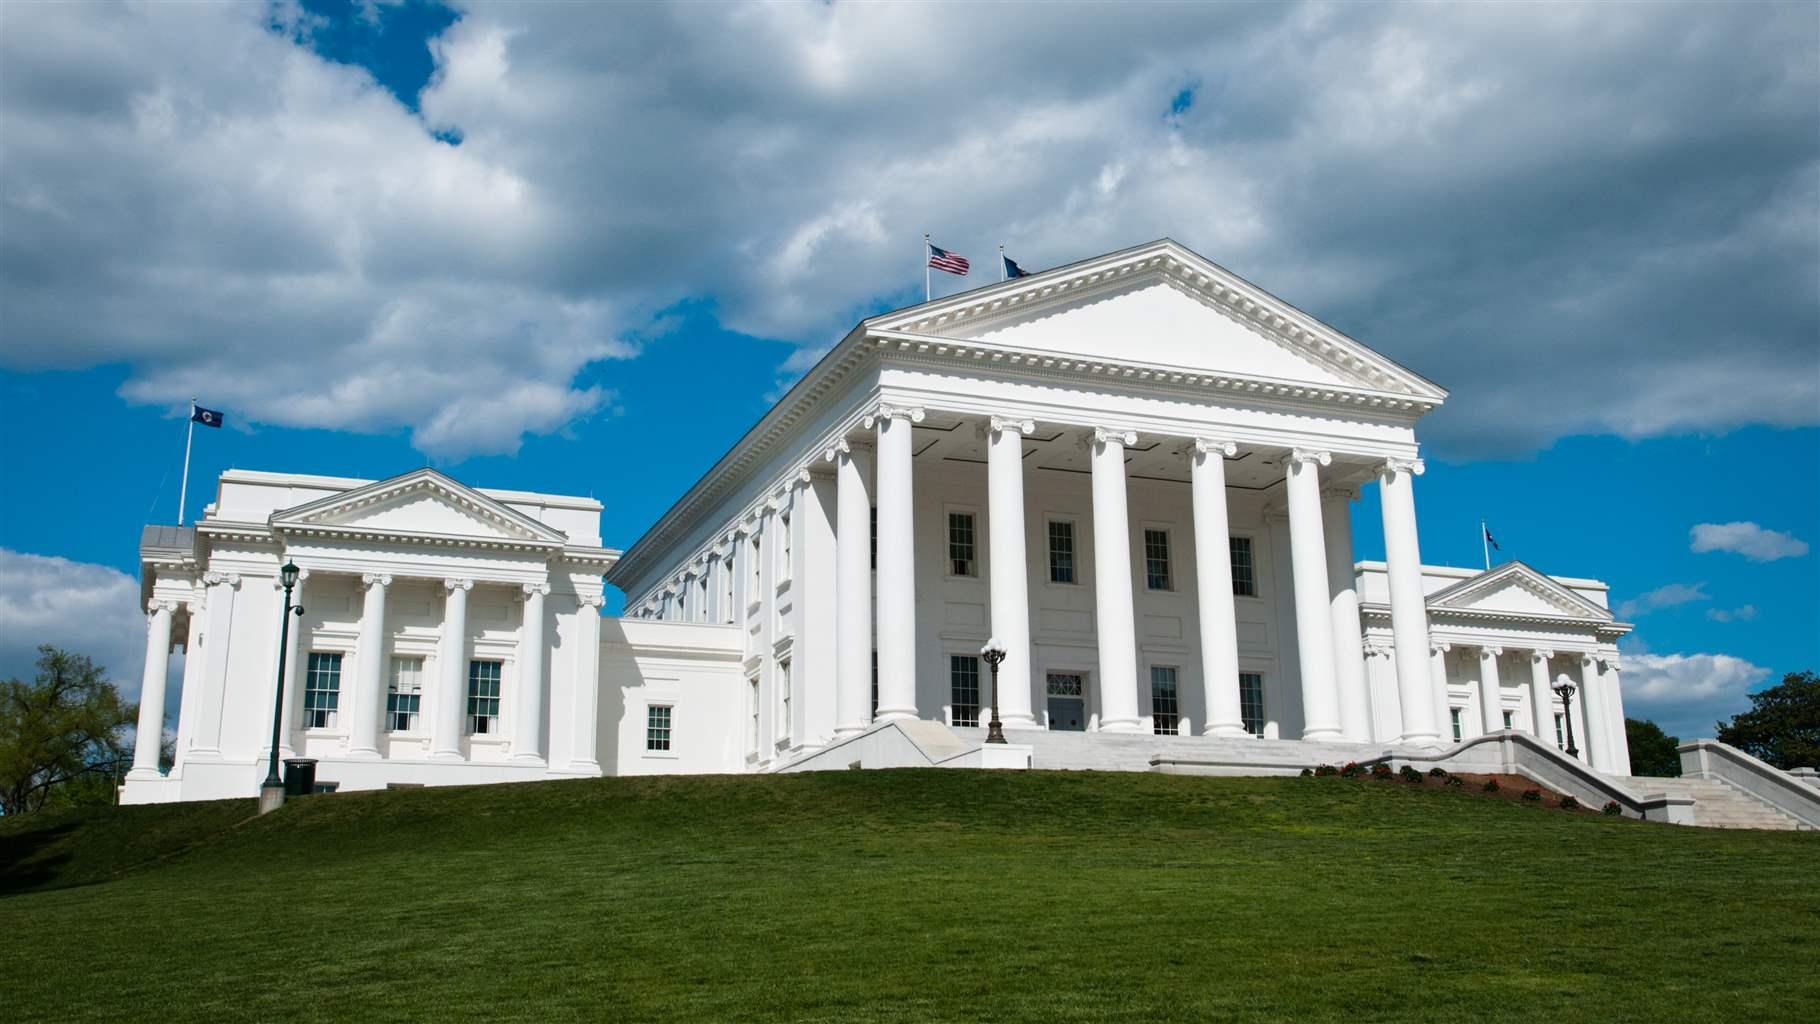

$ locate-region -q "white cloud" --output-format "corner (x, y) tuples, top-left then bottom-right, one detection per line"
(1614, 581), (1707, 619)
(1619, 651), (1771, 739)
(1689, 521), (1810, 562)
(0, 549), (148, 697)
(1705, 604), (1758, 623)
(2, 2), (1815, 458)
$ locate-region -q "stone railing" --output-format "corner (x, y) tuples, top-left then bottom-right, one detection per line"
(1393, 730), (1693, 823)
(1677, 740), (1820, 829)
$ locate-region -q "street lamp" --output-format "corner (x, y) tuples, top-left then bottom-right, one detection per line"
(261, 560), (305, 813)
(1551, 676), (1580, 760)
(979, 637), (1008, 745)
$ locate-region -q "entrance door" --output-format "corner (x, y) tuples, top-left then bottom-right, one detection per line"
(1046, 672), (1087, 731)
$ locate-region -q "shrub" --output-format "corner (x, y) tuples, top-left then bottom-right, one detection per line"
(1444, 775), (1464, 787)
(1339, 761), (1367, 779)
(1313, 763), (1339, 777)
(1521, 789), (1542, 802)
(1400, 765), (1423, 783)
(1371, 763), (1393, 779)
(1299, 767), (1314, 777)
(1482, 779), (1501, 793)
(1559, 795), (1580, 811)
(1603, 800), (1622, 816)
(1428, 767), (1448, 778)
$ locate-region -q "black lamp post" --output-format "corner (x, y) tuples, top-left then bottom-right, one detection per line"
(979, 638), (1008, 744)
(1551, 677), (1579, 760)
(262, 561), (305, 810)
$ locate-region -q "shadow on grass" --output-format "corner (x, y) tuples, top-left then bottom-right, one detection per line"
(0, 818), (79, 897)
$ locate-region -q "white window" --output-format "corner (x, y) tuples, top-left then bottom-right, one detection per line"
(1144, 529), (1172, 591)
(748, 676), (760, 754)
(1230, 537), (1257, 597)
(676, 589), (687, 621)
(779, 512), (792, 581)
(467, 660), (502, 734)
(749, 536), (762, 603)
(1554, 713), (1566, 749)
(778, 658), (792, 739)
(646, 705), (672, 752)
(1048, 519), (1076, 583)
(387, 656), (423, 732)
(1151, 665), (1180, 734)
(1501, 710), (1514, 730)
(303, 652), (342, 729)
(1238, 672), (1265, 736)
(1450, 707), (1464, 742)
(698, 576), (709, 621)
(722, 557), (735, 622)
(871, 650), (879, 718)
(948, 512), (977, 576)
(950, 655), (981, 727)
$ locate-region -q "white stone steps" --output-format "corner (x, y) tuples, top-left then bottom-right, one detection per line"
(1618, 774), (1810, 831)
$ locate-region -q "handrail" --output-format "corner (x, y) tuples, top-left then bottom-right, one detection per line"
(1678, 740), (1820, 828)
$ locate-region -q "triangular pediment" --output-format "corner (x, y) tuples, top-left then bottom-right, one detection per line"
(867, 239), (1445, 400)
(1428, 562), (1611, 620)
(270, 468), (566, 545)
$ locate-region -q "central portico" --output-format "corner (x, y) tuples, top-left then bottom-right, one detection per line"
(612, 239), (1456, 762)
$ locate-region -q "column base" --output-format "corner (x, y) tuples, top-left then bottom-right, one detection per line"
(1099, 718), (1144, 735)
(428, 750), (465, 763)
(874, 708), (919, 722)
(1202, 724), (1252, 739)
(997, 713), (1042, 731)
(554, 759), (602, 777)
(1300, 726), (1345, 742)
(508, 753), (548, 766)
(1397, 730), (1443, 747)
(346, 747), (382, 761)
(125, 766), (163, 782)
(833, 722), (871, 738)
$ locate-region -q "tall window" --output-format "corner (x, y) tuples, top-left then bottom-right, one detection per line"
(948, 512), (977, 576)
(1554, 713), (1566, 749)
(467, 660), (502, 734)
(778, 658), (792, 739)
(386, 656), (423, 732)
(1144, 529), (1172, 590)
(950, 655), (981, 727)
(1048, 520), (1076, 583)
(748, 677), (760, 754)
(303, 652), (342, 729)
(871, 651), (879, 717)
(870, 507), (878, 570)
(676, 589), (687, 622)
(1238, 672), (1265, 736)
(699, 576), (710, 621)
(779, 512), (792, 580)
(646, 705), (673, 752)
(1230, 537), (1257, 597)
(1151, 665), (1180, 735)
(1449, 707), (1464, 742)
(1501, 710), (1514, 730)
(749, 536), (762, 602)
(722, 557), (735, 622)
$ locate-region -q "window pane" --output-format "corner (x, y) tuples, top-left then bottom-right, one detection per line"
(1150, 665), (1179, 735)
(1238, 672), (1265, 736)
(304, 652), (343, 729)
(1230, 537), (1256, 597)
(950, 655), (980, 728)
(1144, 529), (1171, 590)
(1450, 708), (1463, 742)
(467, 659), (502, 735)
(1048, 521), (1075, 583)
(948, 512), (976, 576)
(387, 656), (424, 732)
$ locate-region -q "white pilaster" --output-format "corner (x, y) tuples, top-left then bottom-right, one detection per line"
(1477, 646), (1504, 734)
(348, 573), (391, 759)
(280, 571), (309, 758)
(512, 583), (549, 764)
(190, 570), (240, 758)
(1604, 656), (1632, 775)
(1429, 641), (1453, 742)
(128, 600), (176, 779)
(431, 578), (472, 761)
(1088, 427), (1142, 734)
(1285, 449), (1342, 741)
(1528, 650), (1554, 740)
(827, 439), (874, 736)
(1379, 458), (1439, 744)
(1322, 486), (1371, 742)
(798, 468), (839, 749)
(866, 404), (922, 721)
(1189, 439), (1247, 737)
(569, 594), (605, 774)
(1579, 654), (1605, 770)
(986, 415), (1038, 729)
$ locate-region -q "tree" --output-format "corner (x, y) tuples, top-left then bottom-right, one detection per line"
(1624, 718), (1681, 777)
(1716, 671), (1820, 771)
(0, 646), (135, 815)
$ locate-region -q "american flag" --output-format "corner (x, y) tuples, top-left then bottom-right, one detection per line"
(927, 243), (970, 276)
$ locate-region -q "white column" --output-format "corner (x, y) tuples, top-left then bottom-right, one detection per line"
(827, 439), (874, 736)
(866, 404), (923, 721)
(128, 600), (176, 778)
(1528, 650), (1554, 739)
(1429, 641), (1453, 742)
(1379, 458), (1439, 744)
(1578, 654), (1605, 770)
(348, 573), (391, 758)
(986, 415), (1038, 729)
(1285, 449), (1342, 741)
(1604, 656), (1632, 775)
(512, 583), (549, 764)
(1322, 486), (1372, 741)
(431, 578), (472, 760)
(1190, 439), (1247, 737)
(1477, 646), (1504, 734)
(569, 593), (605, 773)
(1088, 427), (1142, 733)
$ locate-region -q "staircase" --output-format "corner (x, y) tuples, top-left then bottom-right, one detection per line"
(948, 726), (1391, 774)
(1616, 775), (1814, 831)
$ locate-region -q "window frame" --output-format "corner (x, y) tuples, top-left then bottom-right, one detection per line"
(1150, 664), (1180, 735)
(466, 659), (503, 736)
(646, 703), (674, 753)
(777, 657), (792, 745)
(1046, 516), (1078, 585)
(945, 507), (980, 578)
(949, 653), (982, 728)
(1142, 526), (1173, 592)
(1238, 671), (1265, 737)
(1044, 670), (1090, 731)
(386, 655), (425, 733)
(303, 651), (343, 730)
(1450, 707), (1464, 742)
(1229, 535), (1258, 598)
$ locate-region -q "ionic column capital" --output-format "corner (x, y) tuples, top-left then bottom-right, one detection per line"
(1363, 640), (1391, 658)
(982, 415), (1036, 437)
(1530, 649), (1555, 662)
(1191, 438), (1238, 457)
(360, 573), (392, 590)
(1429, 640), (1451, 655)
(1479, 645), (1504, 658)
(1580, 653), (1601, 668)
(1289, 448), (1331, 467)
(579, 594), (607, 610)
(443, 577), (473, 592)
(1381, 457), (1425, 477)
(202, 571), (241, 588)
(520, 582), (550, 599)
(863, 403), (925, 429)
(1082, 426), (1136, 449)
(146, 598), (179, 616)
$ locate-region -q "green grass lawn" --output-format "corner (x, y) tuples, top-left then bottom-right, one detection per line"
(2, 770), (1814, 1023)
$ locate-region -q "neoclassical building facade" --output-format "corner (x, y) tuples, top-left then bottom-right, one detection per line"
(123, 239), (1633, 804)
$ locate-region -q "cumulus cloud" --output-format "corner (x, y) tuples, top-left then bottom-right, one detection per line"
(0, 549), (148, 696)
(1614, 582), (1708, 619)
(1689, 521), (1810, 562)
(1705, 604), (1758, 623)
(1620, 651), (1771, 739)
(2, 2), (1816, 458)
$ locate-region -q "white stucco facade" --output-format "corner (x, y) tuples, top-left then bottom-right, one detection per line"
(122, 239), (1635, 805)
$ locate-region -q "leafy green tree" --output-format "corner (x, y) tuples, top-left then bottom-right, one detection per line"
(1716, 670), (1820, 771)
(1624, 718), (1681, 777)
(0, 646), (135, 815)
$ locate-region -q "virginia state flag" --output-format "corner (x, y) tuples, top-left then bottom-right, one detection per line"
(191, 405), (225, 428)
(1003, 255), (1031, 279)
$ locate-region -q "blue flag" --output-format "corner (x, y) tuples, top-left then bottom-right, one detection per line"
(1003, 255), (1031, 279)
(191, 405), (225, 428)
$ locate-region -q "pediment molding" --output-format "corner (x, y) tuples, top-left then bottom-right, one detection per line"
(1426, 561), (1612, 621)
(270, 468), (567, 547)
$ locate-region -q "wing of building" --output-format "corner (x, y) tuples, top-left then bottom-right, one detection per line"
(123, 239), (1636, 806)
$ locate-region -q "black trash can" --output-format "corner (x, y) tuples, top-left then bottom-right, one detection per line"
(282, 758), (318, 797)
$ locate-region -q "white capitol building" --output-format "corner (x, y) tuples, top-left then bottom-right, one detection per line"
(124, 239), (1659, 807)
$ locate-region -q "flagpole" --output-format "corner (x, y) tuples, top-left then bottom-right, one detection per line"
(999, 244), (1006, 282)
(924, 233), (931, 303)
(1481, 519), (1490, 571)
(178, 398), (196, 526)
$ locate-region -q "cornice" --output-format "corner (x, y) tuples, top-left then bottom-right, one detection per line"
(271, 467), (567, 544)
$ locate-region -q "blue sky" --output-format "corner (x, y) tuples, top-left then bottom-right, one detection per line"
(1, 1), (1815, 740)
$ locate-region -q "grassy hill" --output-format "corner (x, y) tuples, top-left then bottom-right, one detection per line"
(2, 770), (1815, 1023)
